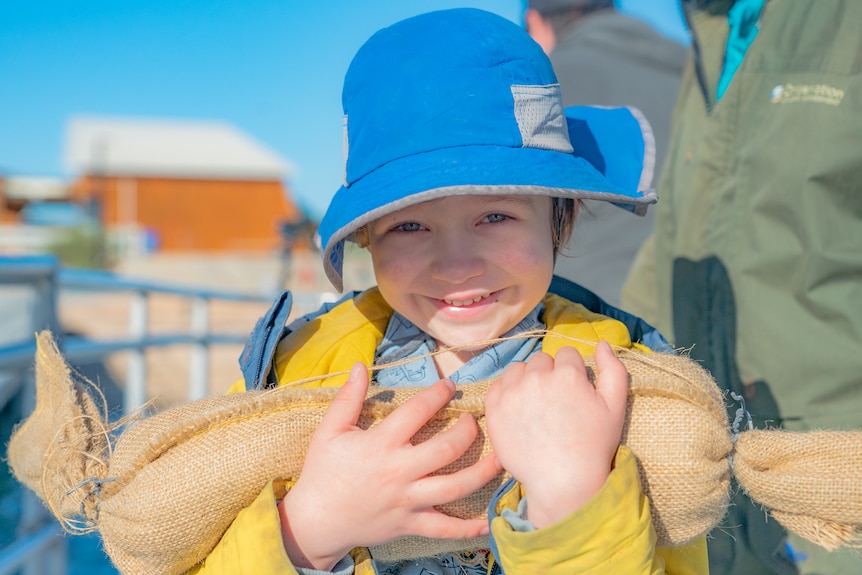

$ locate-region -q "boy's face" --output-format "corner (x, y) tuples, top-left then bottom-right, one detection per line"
(366, 194), (555, 351)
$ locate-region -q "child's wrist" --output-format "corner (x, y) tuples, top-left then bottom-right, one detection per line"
(278, 494), (352, 570)
(523, 469), (609, 528)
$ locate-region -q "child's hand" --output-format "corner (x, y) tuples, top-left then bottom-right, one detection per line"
(485, 341), (629, 528)
(278, 363), (502, 571)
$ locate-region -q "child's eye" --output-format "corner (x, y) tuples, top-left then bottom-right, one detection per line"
(484, 213), (509, 223)
(395, 222), (424, 232)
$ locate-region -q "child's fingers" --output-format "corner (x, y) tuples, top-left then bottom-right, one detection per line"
(552, 345), (587, 376)
(319, 362), (370, 432)
(492, 361), (525, 397)
(410, 511), (490, 540)
(411, 412), (484, 475)
(594, 341), (630, 418)
(495, 352), (551, 394)
(520, 351), (554, 377)
(413, 451), (502, 506)
(378, 378), (456, 439)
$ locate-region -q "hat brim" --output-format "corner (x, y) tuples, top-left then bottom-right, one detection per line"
(319, 107), (656, 292)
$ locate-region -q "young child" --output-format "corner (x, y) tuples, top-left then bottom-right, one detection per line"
(192, 8), (707, 575)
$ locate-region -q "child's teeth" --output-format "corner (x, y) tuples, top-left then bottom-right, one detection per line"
(446, 295), (485, 306)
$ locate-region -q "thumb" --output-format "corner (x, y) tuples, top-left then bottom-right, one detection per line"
(320, 362), (370, 432)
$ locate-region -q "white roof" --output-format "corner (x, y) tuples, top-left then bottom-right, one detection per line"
(3, 176), (68, 200)
(65, 116), (292, 181)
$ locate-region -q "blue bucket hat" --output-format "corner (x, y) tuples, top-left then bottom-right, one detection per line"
(318, 7), (656, 292)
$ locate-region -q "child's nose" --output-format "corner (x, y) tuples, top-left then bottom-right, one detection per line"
(428, 233), (484, 283)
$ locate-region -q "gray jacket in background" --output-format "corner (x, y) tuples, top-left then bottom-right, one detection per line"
(549, 10), (687, 306)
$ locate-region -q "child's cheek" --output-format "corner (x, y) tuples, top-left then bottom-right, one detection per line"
(501, 244), (553, 272)
(371, 251), (418, 286)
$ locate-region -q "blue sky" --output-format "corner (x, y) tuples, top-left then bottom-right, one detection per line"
(0, 1), (687, 220)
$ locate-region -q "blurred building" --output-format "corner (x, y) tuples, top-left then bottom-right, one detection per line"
(0, 176), (87, 254)
(0, 176), (71, 224)
(65, 116), (302, 252)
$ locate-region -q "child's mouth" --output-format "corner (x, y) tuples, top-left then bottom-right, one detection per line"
(442, 293), (491, 307)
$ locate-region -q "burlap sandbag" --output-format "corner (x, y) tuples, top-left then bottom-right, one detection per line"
(8, 331), (862, 575)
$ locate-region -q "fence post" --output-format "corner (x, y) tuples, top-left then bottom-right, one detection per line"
(17, 400), (67, 575)
(125, 290), (148, 413)
(16, 257), (67, 575)
(188, 296), (210, 401)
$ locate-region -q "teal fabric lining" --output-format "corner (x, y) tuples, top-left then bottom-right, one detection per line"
(717, 0), (767, 101)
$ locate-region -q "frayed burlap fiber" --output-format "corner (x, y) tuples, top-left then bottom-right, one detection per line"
(8, 332), (862, 575)
(6, 333), (110, 529)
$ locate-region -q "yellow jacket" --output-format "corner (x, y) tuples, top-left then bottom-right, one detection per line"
(190, 288), (708, 574)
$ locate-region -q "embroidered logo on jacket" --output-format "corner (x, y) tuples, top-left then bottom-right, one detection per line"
(770, 83), (844, 106)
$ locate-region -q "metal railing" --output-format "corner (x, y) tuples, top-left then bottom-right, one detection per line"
(0, 253), (299, 575)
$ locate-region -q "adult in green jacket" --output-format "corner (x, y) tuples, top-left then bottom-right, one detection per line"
(623, 1), (862, 574)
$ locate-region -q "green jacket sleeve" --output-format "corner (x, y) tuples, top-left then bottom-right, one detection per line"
(490, 446), (708, 574)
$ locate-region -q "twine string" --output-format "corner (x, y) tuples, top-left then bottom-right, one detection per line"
(728, 391), (754, 472)
(66, 476), (118, 522)
(730, 391), (754, 439)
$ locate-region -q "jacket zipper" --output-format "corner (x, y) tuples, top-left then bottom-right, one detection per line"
(253, 323), (273, 389)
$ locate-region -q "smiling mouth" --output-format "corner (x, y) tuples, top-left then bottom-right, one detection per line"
(443, 293), (490, 307)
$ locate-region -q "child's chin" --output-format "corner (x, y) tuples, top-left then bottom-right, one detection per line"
(435, 331), (503, 352)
